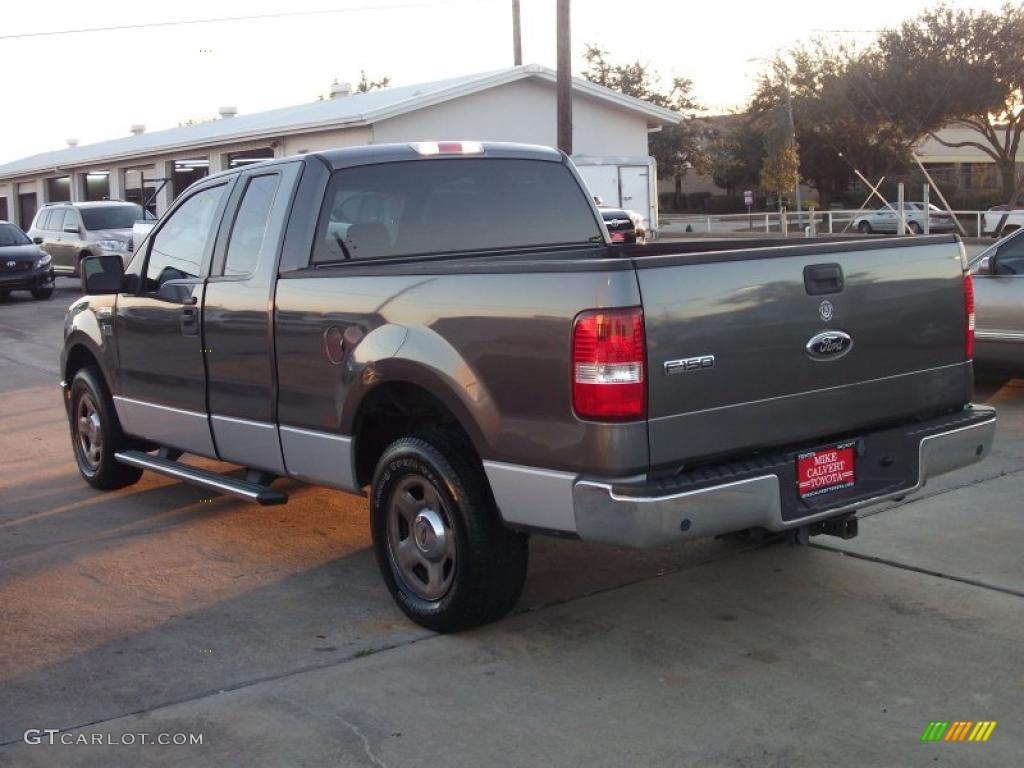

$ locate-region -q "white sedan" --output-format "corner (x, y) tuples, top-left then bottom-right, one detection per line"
(853, 203), (956, 235)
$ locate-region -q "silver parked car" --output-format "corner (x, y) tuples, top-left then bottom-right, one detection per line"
(970, 227), (1024, 373)
(28, 201), (147, 276)
(853, 203), (956, 235)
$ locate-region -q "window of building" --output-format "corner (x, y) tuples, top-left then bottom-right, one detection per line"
(84, 172), (110, 201)
(46, 176), (71, 203)
(227, 148), (274, 169)
(172, 158), (210, 199)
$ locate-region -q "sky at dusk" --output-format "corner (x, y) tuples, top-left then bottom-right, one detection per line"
(0, 0), (1008, 163)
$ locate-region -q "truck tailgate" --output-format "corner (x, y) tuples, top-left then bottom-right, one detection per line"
(637, 237), (971, 469)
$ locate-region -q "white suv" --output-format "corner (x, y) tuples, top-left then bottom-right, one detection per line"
(28, 201), (148, 276)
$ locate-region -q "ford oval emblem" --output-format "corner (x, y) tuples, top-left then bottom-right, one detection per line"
(806, 330), (853, 361)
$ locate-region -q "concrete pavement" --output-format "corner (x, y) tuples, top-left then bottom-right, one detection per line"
(1, 278), (1021, 767)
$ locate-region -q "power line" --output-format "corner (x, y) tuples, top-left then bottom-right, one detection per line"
(0, 2), (462, 41)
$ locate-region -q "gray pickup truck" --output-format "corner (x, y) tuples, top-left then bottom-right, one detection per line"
(62, 142), (996, 631)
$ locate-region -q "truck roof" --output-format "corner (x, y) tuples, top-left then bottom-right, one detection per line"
(202, 141), (565, 183)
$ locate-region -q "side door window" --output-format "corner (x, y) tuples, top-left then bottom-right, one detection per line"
(62, 209), (80, 234)
(144, 184), (227, 290)
(995, 234), (1024, 275)
(222, 174), (280, 276)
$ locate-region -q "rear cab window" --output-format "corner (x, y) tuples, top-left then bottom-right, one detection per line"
(311, 158), (603, 264)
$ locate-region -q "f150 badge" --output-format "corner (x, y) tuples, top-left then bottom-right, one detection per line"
(664, 355), (715, 375)
(806, 330), (853, 360)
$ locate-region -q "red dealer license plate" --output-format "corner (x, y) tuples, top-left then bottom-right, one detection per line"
(797, 442), (856, 498)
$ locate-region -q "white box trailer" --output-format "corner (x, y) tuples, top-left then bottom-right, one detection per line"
(572, 155), (659, 239)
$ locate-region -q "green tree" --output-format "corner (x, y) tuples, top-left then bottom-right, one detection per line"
(761, 143), (799, 208)
(749, 43), (910, 208)
(706, 118), (763, 194)
(873, 4), (1024, 203)
(357, 70), (391, 93)
(582, 44), (706, 179)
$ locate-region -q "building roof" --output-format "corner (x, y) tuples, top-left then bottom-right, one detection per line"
(0, 65), (680, 180)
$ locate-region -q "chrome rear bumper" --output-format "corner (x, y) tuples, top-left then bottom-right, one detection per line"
(573, 411), (997, 548)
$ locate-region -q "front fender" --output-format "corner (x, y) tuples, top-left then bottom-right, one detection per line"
(61, 295), (118, 389)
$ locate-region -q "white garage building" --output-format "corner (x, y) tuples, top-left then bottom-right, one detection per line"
(0, 64), (678, 235)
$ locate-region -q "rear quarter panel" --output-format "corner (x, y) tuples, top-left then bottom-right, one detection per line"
(274, 263), (649, 476)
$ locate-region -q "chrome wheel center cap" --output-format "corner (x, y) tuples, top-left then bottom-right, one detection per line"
(412, 508), (446, 560)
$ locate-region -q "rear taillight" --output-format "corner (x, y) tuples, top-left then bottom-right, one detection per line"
(572, 307), (646, 421)
(964, 272), (975, 359)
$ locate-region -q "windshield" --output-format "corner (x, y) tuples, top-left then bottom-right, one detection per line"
(79, 204), (145, 231)
(0, 222), (31, 247)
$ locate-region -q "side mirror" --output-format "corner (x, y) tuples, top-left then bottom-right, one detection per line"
(32, 236), (43, 245)
(64, 225), (80, 235)
(81, 255), (125, 295)
(976, 256), (992, 276)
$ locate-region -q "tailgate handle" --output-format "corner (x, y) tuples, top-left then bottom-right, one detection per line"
(804, 263), (844, 295)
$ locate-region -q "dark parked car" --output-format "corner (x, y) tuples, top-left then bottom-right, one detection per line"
(0, 220), (54, 300)
(62, 142), (994, 632)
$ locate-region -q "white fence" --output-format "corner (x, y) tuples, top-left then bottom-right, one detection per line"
(662, 209), (1007, 239)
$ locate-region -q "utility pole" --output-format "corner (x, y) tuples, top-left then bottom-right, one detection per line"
(556, 0), (572, 154)
(512, 0), (522, 66)
(781, 68), (801, 227)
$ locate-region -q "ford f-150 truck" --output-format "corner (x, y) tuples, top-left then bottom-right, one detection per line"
(62, 142), (996, 632)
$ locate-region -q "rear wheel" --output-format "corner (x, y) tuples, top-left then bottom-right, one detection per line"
(857, 221), (873, 234)
(370, 430), (529, 632)
(908, 221), (922, 235)
(69, 366), (143, 490)
(0, 289), (10, 299)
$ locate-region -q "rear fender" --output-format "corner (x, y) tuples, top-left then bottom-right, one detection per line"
(341, 325), (496, 454)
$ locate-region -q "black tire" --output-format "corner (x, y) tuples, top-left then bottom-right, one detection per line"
(908, 221), (922, 235)
(68, 366), (143, 490)
(0, 289), (10, 299)
(857, 221), (872, 234)
(31, 285), (54, 300)
(370, 429), (529, 633)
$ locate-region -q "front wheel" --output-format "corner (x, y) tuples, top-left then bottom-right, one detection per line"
(907, 221), (922, 235)
(31, 285), (54, 300)
(69, 366), (143, 490)
(370, 430), (529, 633)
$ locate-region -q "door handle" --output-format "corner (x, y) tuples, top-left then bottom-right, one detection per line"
(180, 306), (199, 336)
(182, 295), (197, 306)
(804, 263), (845, 296)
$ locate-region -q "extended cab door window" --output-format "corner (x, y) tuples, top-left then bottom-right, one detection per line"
(222, 174), (281, 276)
